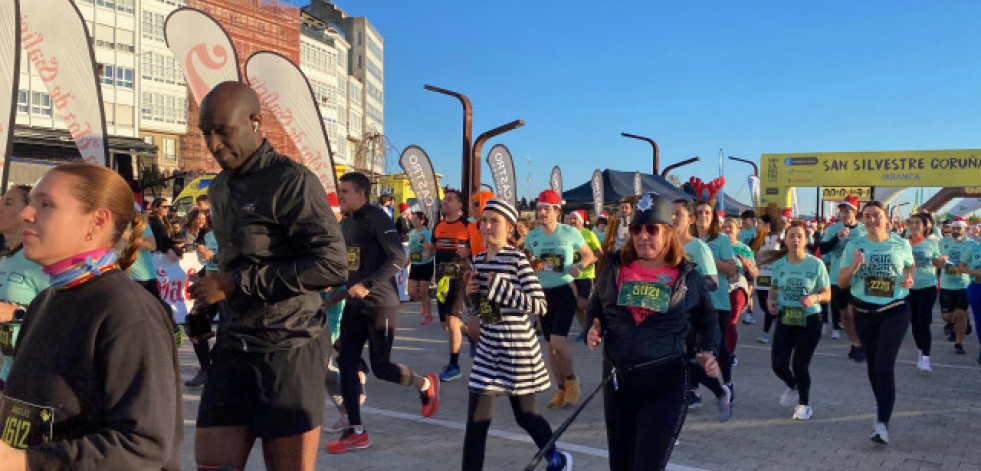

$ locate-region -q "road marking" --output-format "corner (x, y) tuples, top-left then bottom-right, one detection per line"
(738, 344), (981, 371)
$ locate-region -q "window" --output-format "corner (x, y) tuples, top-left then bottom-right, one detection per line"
(142, 12), (165, 42)
(96, 0), (116, 10)
(357, 32), (362, 46)
(163, 138), (177, 160)
(100, 65), (114, 86)
(31, 92), (52, 116)
(141, 93), (187, 125)
(357, 55), (362, 69)
(116, 29), (134, 52)
(116, 67), (134, 89)
(141, 92), (153, 119)
(142, 135), (155, 145)
(367, 38), (383, 61)
(116, 0), (134, 14)
(95, 24), (114, 49)
(17, 90), (28, 114)
(366, 59), (382, 83)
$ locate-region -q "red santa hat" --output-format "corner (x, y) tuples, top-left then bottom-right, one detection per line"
(951, 217), (968, 228)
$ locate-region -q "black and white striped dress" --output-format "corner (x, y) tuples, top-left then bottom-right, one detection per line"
(469, 246), (551, 396)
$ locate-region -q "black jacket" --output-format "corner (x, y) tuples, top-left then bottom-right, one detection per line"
(341, 202), (408, 307)
(210, 140), (348, 352)
(586, 252), (719, 369)
(6, 271), (181, 470)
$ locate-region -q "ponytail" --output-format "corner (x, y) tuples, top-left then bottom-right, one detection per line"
(119, 214), (146, 271)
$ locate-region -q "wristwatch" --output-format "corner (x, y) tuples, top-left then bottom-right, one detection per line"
(13, 306), (26, 321)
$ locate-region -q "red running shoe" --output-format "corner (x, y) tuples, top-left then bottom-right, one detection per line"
(420, 373), (440, 417)
(325, 429), (371, 454)
(421, 313), (434, 325)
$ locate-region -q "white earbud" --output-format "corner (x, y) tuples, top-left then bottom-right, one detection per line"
(252, 122), (259, 132)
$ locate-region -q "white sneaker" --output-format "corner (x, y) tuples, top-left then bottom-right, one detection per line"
(792, 405), (813, 420)
(742, 313), (756, 325)
(831, 329), (841, 340)
(758, 332), (771, 344)
(779, 387), (799, 407)
(871, 422), (889, 445)
(917, 355), (932, 374)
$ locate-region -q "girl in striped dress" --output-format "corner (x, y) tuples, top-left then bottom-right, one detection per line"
(462, 198), (572, 471)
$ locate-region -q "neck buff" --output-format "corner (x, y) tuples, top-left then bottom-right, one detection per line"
(44, 249), (119, 289)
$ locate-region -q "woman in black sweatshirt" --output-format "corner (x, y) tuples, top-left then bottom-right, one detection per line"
(0, 164), (181, 470)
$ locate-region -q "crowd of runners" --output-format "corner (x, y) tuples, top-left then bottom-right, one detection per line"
(0, 82), (979, 470)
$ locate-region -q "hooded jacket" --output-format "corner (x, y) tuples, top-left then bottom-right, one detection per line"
(586, 251), (719, 368)
(209, 140), (348, 352)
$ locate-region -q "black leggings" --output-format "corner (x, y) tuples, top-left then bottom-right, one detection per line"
(759, 290), (777, 333)
(605, 356), (688, 471)
(688, 309), (732, 395)
(906, 287), (937, 356)
(771, 315), (822, 405)
(853, 302), (911, 424)
(462, 392), (554, 471)
(338, 304), (425, 426)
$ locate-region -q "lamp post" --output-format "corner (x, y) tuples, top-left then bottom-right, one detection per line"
(661, 157), (700, 179)
(620, 132), (659, 174)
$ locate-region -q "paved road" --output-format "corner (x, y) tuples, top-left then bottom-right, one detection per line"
(176, 302), (981, 470)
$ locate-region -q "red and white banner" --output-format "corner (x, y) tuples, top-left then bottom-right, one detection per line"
(20, 0), (108, 166)
(246, 52), (340, 210)
(154, 253), (205, 324)
(0, 1), (20, 186)
(165, 7), (240, 106)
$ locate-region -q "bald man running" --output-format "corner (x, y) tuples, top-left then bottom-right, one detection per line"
(188, 81), (348, 471)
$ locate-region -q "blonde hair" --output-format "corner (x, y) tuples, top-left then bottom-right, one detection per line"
(51, 164), (143, 270)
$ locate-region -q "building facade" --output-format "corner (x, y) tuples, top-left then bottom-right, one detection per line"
(299, 11), (354, 168)
(139, 0), (188, 178)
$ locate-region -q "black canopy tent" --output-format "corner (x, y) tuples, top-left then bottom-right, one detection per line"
(561, 169), (752, 217)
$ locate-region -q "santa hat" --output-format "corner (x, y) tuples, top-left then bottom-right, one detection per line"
(781, 208), (793, 222)
(598, 211), (609, 220)
(951, 217), (968, 228)
(537, 189), (564, 207)
(838, 195), (860, 211)
(398, 203), (411, 214)
(568, 210), (587, 224)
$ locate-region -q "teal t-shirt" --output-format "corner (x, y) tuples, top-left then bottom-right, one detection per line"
(525, 223), (585, 288)
(840, 234), (914, 305)
(683, 238), (718, 278)
(822, 221), (867, 286)
(964, 243), (981, 284)
(203, 231), (219, 272)
(408, 228), (434, 264)
(0, 249), (49, 306)
(128, 225), (156, 282)
(593, 227), (606, 245)
(910, 238), (941, 290)
(770, 254), (830, 317)
(737, 227), (757, 246)
(938, 237), (977, 290)
(702, 234), (735, 310)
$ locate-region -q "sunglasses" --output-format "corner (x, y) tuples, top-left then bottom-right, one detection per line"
(629, 224), (660, 236)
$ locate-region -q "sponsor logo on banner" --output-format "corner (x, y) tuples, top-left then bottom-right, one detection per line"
(590, 169), (604, 217)
(550, 166), (562, 195)
(165, 7), (240, 106)
(19, 0), (108, 166)
(399, 146), (440, 228)
(486, 144), (516, 208)
(246, 52), (339, 208)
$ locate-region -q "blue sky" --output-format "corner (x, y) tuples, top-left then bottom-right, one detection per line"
(306, 1), (981, 217)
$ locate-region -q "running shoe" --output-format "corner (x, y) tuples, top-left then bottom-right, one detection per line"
(686, 391), (703, 410)
(871, 422), (889, 445)
(955, 344), (967, 355)
(717, 386), (732, 422)
(917, 356), (932, 374)
(546, 450), (574, 471)
(420, 373), (440, 417)
(421, 313), (434, 325)
(184, 369), (208, 388)
(438, 364), (462, 382)
(323, 415), (349, 433)
(742, 313), (756, 325)
(575, 332), (584, 342)
(780, 387), (799, 407)
(727, 382), (735, 405)
(325, 429), (371, 454)
(944, 322), (954, 337)
(793, 405), (813, 420)
(850, 346), (866, 363)
(547, 388), (566, 409)
(731, 355), (738, 367)
(830, 329), (841, 340)
(758, 332), (770, 344)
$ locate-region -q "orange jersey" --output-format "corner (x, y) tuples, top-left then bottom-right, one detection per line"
(432, 219), (471, 263)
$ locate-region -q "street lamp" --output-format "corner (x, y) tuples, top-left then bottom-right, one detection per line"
(661, 156), (700, 179)
(620, 132), (659, 174)
(727, 156), (758, 176)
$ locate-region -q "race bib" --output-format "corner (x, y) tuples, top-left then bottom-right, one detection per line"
(0, 323), (18, 356)
(945, 264), (960, 276)
(347, 248), (361, 271)
(410, 253), (422, 263)
(781, 307), (806, 326)
(864, 276), (896, 298)
(617, 281), (671, 313)
(0, 396), (53, 449)
(756, 275), (771, 288)
(541, 253), (565, 273)
(437, 263), (460, 279)
(475, 296), (502, 325)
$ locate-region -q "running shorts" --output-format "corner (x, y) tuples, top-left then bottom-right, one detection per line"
(940, 288), (969, 313)
(541, 284), (577, 340)
(573, 278), (593, 301)
(831, 285), (850, 312)
(409, 260), (435, 282)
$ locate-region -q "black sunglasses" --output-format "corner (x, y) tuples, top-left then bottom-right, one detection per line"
(629, 224), (660, 236)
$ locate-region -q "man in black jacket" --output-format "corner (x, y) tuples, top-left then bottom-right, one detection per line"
(188, 81), (348, 471)
(326, 172), (440, 454)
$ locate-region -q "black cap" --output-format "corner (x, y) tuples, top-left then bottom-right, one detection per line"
(630, 192), (672, 226)
(740, 210), (757, 219)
